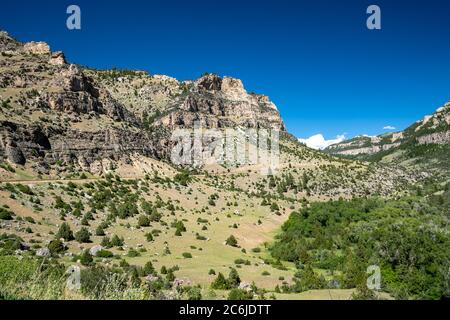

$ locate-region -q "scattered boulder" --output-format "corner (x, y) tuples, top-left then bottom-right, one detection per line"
(172, 278), (192, 288)
(239, 282), (252, 292)
(145, 275), (159, 283)
(89, 245), (103, 257)
(36, 247), (51, 257)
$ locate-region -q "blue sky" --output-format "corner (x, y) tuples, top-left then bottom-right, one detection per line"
(1, 0), (450, 144)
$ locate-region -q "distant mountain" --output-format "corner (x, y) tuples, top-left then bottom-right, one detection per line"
(325, 102), (450, 174)
(0, 30), (422, 198)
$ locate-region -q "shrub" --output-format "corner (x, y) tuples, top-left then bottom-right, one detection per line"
(79, 266), (122, 299)
(182, 252), (193, 259)
(96, 250), (114, 258)
(174, 170), (192, 186)
(127, 248), (140, 257)
(0, 233), (23, 254)
(227, 288), (253, 300)
(270, 202), (279, 212)
(16, 184), (34, 195)
(196, 234), (207, 241)
(48, 239), (66, 255)
(225, 235), (238, 247)
(75, 227), (91, 243)
(138, 215), (151, 227)
(0, 208), (14, 220)
(101, 236), (111, 248)
(234, 258), (251, 265)
(144, 261), (155, 276)
(80, 250), (94, 266)
(145, 232), (154, 242)
(227, 268), (241, 288)
(24, 216), (35, 224)
(211, 272), (228, 290)
(55, 222), (74, 241)
(95, 225), (105, 236)
(182, 285), (202, 300)
(110, 235), (124, 247)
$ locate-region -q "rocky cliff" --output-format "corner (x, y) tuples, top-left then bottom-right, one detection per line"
(0, 31), (285, 175)
(325, 102), (450, 172)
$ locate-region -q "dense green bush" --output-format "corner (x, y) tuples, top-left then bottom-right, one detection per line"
(138, 215), (151, 227)
(227, 288), (253, 300)
(173, 170), (192, 186)
(96, 250), (114, 258)
(80, 250), (94, 266)
(75, 227), (91, 243)
(182, 252), (193, 259)
(211, 268), (241, 290)
(181, 285), (202, 300)
(55, 222), (74, 241)
(270, 196), (450, 299)
(110, 234), (124, 247)
(0, 208), (14, 220)
(211, 272), (228, 290)
(225, 235), (238, 247)
(0, 233), (23, 255)
(48, 239), (66, 255)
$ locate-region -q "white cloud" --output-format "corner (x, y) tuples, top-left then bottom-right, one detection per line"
(298, 134), (346, 150)
(383, 125), (396, 130)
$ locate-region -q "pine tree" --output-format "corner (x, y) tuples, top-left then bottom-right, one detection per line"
(55, 222), (74, 241)
(211, 272), (228, 290)
(225, 235), (238, 247)
(75, 227), (91, 243)
(227, 268), (241, 288)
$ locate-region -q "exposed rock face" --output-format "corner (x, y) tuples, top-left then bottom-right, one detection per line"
(0, 120), (170, 174)
(0, 31), (20, 52)
(49, 51), (66, 65)
(332, 143), (400, 156)
(4, 141), (26, 165)
(325, 102), (450, 165)
(154, 74), (285, 131)
(417, 131), (450, 145)
(221, 76), (247, 100)
(23, 41), (51, 55)
(0, 31), (285, 174)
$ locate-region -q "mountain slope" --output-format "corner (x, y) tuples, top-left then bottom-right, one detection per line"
(0, 31), (285, 177)
(2, 31), (445, 300)
(325, 102), (450, 175)
(0, 30), (420, 197)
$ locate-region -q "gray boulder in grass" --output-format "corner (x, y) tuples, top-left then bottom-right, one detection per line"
(89, 245), (103, 256)
(36, 247), (50, 257)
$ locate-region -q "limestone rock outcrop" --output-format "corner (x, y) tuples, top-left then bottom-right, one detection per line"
(0, 31), (285, 173)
